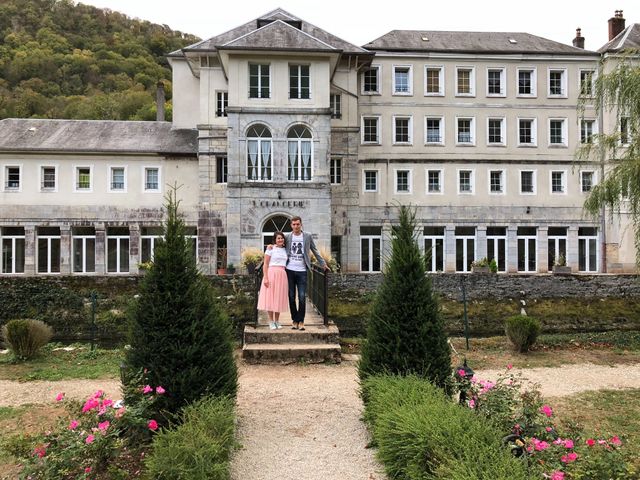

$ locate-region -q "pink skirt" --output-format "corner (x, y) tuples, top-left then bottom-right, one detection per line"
(257, 266), (289, 313)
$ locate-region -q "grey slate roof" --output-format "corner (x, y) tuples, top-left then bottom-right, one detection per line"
(170, 8), (367, 56)
(0, 119), (197, 155)
(363, 30), (598, 56)
(599, 24), (640, 53)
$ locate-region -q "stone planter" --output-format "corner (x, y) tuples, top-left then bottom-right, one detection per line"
(552, 265), (572, 275)
(471, 266), (491, 274)
(217, 268), (227, 275)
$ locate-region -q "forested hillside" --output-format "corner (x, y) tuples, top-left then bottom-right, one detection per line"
(0, 0), (200, 120)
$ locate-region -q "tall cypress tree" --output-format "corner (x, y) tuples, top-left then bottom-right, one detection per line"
(125, 188), (237, 415)
(358, 205), (451, 390)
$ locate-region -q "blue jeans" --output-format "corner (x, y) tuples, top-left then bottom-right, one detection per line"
(286, 269), (307, 324)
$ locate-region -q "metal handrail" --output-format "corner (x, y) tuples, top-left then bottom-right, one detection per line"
(308, 264), (329, 326)
(252, 262), (264, 327)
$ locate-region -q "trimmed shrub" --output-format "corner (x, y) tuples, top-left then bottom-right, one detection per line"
(1, 319), (52, 360)
(144, 396), (235, 480)
(505, 314), (541, 352)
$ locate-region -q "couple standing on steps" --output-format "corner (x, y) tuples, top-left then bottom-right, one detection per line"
(257, 216), (328, 331)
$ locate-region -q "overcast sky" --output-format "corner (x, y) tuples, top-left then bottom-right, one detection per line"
(81, 0), (639, 51)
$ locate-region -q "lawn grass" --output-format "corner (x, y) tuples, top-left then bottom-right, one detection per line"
(0, 343), (122, 381)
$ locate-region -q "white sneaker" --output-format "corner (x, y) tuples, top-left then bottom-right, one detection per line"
(269, 322), (277, 330)
(275, 322), (283, 329)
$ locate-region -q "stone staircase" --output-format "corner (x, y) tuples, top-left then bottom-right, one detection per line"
(242, 301), (341, 364)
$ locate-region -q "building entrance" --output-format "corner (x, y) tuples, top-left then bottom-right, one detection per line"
(261, 215), (292, 249)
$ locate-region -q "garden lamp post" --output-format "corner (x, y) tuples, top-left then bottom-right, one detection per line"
(456, 358), (474, 404)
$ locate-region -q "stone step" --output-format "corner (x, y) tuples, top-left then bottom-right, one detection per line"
(242, 343), (342, 364)
(243, 323), (340, 345)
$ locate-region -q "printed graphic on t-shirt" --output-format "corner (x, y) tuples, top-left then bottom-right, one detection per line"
(287, 234), (306, 271)
(290, 241), (304, 261)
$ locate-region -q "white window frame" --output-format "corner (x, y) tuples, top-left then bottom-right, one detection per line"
(455, 116), (475, 145)
(362, 65), (381, 94)
(550, 170), (567, 195)
(287, 126), (313, 182)
(517, 67), (537, 97)
(578, 229), (599, 273)
(488, 169), (505, 195)
(246, 125), (273, 182)
(426, 169), (444, 195)
(360, 233), (382, 272)
(487, 117), (506, 146)
(579, 69), (596, 97)
(363, 169), (379, 193)
(424, 65), (444, 96)
(519, 169), (537, 195)
(486, 67), (506, 97)
(392, 65), (413, 95)
(39, 165), (58, 192)
(289, 64), (311, 100)
(248, 63), (271, 99)
(37, 229), (61, 275)
(72, 233), (96, 274)
(457, 168), (475, 194)
(392, 115), (413, 145)
(106, 231), (130, 274)
(330, 157), (342, 185)
(3, 165), (22, 192)
(548, 118), (568, 147)
(74, 165), (93, 193)
(361, 115), (381, 144)
(580, 170), (596, 193)
(487, 228), (508, 272)
(455, 66), (475, 96)
(143, 166), (161, 192)
(108, 165), (127, 193)
(330, 93), (341, 119)
(424, 228), (445, 272)
(517, 117), (537, 146)
(216, 90), (228, 117)
(425, 116), (444, 145)
(517, 230), (538, 273)
(580, 119), (597, 144)
(394, 169), (412, 194)
(1, 229), (26, 274)
(140, 230), (162, 263)
(547, 68), (567, 98)
(455, 228), (476, 273)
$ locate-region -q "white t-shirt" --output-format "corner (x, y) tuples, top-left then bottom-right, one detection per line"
(265, 246), (288, 267)
(287, 233), (306, 271)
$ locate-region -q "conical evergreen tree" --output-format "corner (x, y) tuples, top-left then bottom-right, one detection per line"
(125, 188), (237, 416)
(358, 205), (451, 389)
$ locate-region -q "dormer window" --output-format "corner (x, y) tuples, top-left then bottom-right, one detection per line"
(257, 19), (302, 29)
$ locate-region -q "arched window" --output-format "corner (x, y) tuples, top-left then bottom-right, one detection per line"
(247, 124), (272, 181)
(262, 215), (292, 249)
(287, 125), (312, 181)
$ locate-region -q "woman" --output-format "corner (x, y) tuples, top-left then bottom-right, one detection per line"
(257, 231), (289, 329)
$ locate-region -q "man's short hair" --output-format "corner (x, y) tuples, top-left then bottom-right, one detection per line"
(290, 216), (302, 223)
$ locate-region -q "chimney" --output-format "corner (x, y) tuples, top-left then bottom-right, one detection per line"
(156, 81), (165, 122)
(608, 10), (625, 41)
(572, 28), (585, 49)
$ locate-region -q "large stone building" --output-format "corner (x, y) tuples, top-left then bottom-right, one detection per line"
(0, 9), (638, 275)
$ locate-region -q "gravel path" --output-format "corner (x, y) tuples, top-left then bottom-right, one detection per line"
(0, 379), (121, 407)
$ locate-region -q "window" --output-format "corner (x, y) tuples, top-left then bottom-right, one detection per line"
(578, 227), (598, 272)
(185, 226), (198, 264)
(249, 63), (270, 98)
(360, 226), (381, 272)
(580, 119), (595, 144)
(517, 68), (536, 96)
(289, 64), (310, 99)
(1, 227), (25, 274)
(109, 166), (126, 192)
(395, 169), (411, 193)
(363, 170), (378, 192)
(72, 227), (95, 273)
(37, 227), (60, 274)
(487, 68), (505, 96)
(456, 117), (475, 144)
(425, 117), (444, 144)
(425, 66), (444, 95)
(140, 226), (163, 263)
(75, 166), (92, 191)
(330, 157), (342, 185)
(520, 170), (536, 194)
(581, 170), (595, 193)
(216, 156), (228, 184)
(518, 118), (537, 146)
(247, 124), (272, 181)
(489, 170), (504, 194)
(393, 65), (412, 95)
(549, 119), (567, 146)
(456, 67), (475, 95)
(216, 91), (228, 117)
(393, 116), (412, 144)
(362, 66), (380, 94)
(427, 169), (442, 194)
(458, 169), (474, 194)
(487, 226), (507, 272)
(424, 226), (445, 272)
(455, 226), (476, 272)
(517, 226), (537, 272)
(331, 236), (342, 271)
(548, 69), (567, 97)
(330, 94), (341, 119)
(620, 117), (629, 145)
(4, 166), (20, 190)
(287, 125), (313, 181)
(362, 116), (380, 144)
(487, 118), (505, 145)
(41, 166), (56, 191)
(107, 227), (129, 274)
(547, 226), (567, 271)
(580, 70), (595, 96)
(144, 167), (160, 191)
(551, 170), (566, 194)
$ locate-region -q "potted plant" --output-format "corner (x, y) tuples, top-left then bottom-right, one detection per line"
(471, 257), (491, 273)
(227, 263), (236, 274)
(216, 247), (227, 275)
(489, 258), (498, 273)
(240, 247), (264, 274)
(552, 254), (571, 275)
(311, 244), (339, 272)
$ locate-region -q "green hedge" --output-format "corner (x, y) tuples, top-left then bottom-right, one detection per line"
(361, 375), (533, 479)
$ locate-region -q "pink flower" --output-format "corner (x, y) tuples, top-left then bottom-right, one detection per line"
(457, 369), (466, 377)
(540, 405), (553, 418)
(554, 438), (564, 445)
(563, 439), (574, 449)
(92, 390), (104, 399)
(586, 438), (595, 447)
(98, 404), (107, 416)
(561, 452), (578, 463)
(156, 386), (165, 395)
(55, 392), (65, 402)
(102, 399), (113, 408)
(85, 434), (95, 444)
(610, 436), (622, 446)
(142, 385), (153, 394)
(115, 407), (126, 418)
(148, 419), (159, 431)
(468, 398), (475, 409)
(507, 364), (513, 370)
(85, 467), (92, 473)
(533, 439), (549, 451)
(82, 398), (100, 413)
(550, 471), (565, 480)
(68, 420), (79, 430)
(598, 439), (608, 445)
(33, 445), (47, 458)
(98, 421), (110, 432)
(546, 427), (553, 432)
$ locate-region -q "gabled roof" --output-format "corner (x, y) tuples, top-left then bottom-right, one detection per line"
(0, 119), (197, 155)
(363, 30), (598, 56)
(599, 24), (640, 53)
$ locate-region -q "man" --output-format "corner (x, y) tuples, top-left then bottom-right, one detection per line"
(285, 216), (328, 330)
